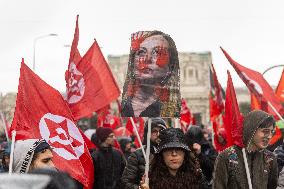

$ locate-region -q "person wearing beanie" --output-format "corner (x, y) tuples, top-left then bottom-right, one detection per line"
(139, 128), (208, 189)
(213, 110), (278, 189)
(122, 117), (167, 189)
(91, 127), (126, 189)
(13, 139), (55, 173)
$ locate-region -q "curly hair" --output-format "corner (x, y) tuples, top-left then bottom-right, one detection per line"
(121, 30), (181, 117)
(149, 149), (203, 189)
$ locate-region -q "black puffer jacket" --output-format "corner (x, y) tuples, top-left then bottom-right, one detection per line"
(92, 147), (126, 189)
(121, 146), (155, 189)
(274, 143), (284, 175)
(121, 117), (166, 189)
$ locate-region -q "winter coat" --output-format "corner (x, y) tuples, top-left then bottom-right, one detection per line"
(186, 126), (218, 185)
(277, 167), (284, 189)
(274, 144), (284, 175)
(121, 146), (155, 189)
(92, 146), (126, 189)
(197, 142), (217, 185)
(213, 110), (278, 189)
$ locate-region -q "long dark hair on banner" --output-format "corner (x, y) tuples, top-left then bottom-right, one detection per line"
(149, 149), (203, 189)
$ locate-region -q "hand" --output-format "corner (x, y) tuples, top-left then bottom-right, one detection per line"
(193, 143), (201, 155)
(139, 175), (150, 189)
(131, 31), (147, 51)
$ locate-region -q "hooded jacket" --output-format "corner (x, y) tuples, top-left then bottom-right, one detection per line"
(13, 139), (47, 173)
(213, 110), (278, 189)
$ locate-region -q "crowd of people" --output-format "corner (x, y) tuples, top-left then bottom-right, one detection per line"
(1, 110), (284, 188)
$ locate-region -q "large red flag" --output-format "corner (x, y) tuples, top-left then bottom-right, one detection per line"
(276, 68), (284, 103)
(66, 40), (120, 120)
(223, 71), (244, 148)
(65, 16), (120, 120)
(11, 60), (94, 188)
(221, 47), (284, 118)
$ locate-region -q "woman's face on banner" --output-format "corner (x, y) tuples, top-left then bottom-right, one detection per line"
(134, 35), (170, 81)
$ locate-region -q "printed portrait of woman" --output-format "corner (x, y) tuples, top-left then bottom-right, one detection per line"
(121, 31), (181, 117)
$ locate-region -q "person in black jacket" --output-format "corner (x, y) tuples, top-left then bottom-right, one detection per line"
(92, 127), (126, 189)
(274, 138), (284, 175)
(121, 117), (167, 189)
(185, 126), (217, 187)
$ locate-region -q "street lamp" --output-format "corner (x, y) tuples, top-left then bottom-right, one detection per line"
(33, 33), (58, 71)
(262, 64), (284, 75)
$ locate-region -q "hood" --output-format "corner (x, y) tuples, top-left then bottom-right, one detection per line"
(13, 139), (46, 173)
(243, 110), (274, 147)
(185, 125), (207, 145)
(143, 118), (167, 145)
(118, 137), (132, 152)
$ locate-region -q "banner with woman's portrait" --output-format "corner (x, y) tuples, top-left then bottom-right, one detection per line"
(121, 31), (181, 117)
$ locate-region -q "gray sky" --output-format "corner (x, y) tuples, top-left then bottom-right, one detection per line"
(1, 0), (284, 94)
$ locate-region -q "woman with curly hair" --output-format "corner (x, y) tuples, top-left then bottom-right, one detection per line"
(140, 128), (208, 189)
(121, 31), (181, 117)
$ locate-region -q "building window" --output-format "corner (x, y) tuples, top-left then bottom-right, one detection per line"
(188, 69), (194, 78)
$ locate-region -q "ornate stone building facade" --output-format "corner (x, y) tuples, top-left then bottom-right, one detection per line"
(108, 52), (212, 125)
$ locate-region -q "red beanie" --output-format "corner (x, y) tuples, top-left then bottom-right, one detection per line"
(96, 127), (113, 143)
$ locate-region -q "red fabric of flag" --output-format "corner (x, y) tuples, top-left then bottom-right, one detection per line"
(180, 98), (191, 132)
(11, 60), (94, 189)
(276, 68), (284, 103)
(221, 47), (284, 119)
(66, 40), (120, 120)
(224, 71), (244, 148)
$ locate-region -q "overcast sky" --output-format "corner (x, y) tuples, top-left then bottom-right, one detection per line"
(1, 0), (284, 94)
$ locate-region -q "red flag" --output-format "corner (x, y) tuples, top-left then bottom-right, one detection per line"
(11, 60), (94, 188)
(251, 93), (261, 110)
(65, 16), (120, 120)
(126, 117), (144, 147)
(65, 15), (82, 99)
(224, 71), (244, 148)
(66, 40), (120, 120)
(68, 15), (81, 65)
(221, 47), (284, 119)
(276, 68), (284, 103)
(209, 63), (225, 120)
(180, 98), (191, 132)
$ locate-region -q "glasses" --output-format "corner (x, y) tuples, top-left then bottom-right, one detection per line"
(259, 128), (275, 137)
(151, 129), (161, 135)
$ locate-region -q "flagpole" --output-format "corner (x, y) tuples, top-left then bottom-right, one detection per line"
(144, 118), (151, 185)
(9, 131), (16, 175)
(175, 118), (181, 129)
(267, 101), (284, 122)
(242, 148), (253, 189)
(130, 117), (146, 159)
